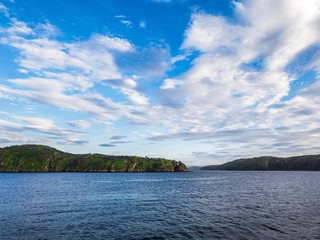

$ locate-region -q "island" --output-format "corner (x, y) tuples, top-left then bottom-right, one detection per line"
(201, 155), (320, 171)
(0, 145), (188, 172)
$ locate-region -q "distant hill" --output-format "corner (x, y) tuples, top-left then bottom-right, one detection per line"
(201, 155), (320, 171)
(0, 145), (188, 172)
(187, 166), (202, 172)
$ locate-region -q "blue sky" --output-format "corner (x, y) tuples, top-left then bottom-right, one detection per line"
(0, 0), (320, 166)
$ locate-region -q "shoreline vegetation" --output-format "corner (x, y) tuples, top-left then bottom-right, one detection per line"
(201, 155), (320, 171)
(0, 145), (188, 172)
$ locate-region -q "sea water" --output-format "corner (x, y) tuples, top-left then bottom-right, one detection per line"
(0, 171), (319, 239)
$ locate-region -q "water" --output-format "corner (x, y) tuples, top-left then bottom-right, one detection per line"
(0, 171), (320, 239)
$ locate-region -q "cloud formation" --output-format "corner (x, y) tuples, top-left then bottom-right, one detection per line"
(0, 113), (84, 145)
(152, 0), (320, 161)
(0, 16), (154, 124)
(0, 1), (320, 164)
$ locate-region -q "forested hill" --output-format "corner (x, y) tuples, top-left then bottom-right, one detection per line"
(0, 145), (188, 172)
(201, 155), (320, 171)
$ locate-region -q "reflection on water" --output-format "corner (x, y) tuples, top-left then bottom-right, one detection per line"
(0, 171), (320, 239)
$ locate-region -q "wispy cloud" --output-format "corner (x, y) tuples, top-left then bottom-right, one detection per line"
(121, 20), (132, 27)
(110, 135), (127, 140)
(116, 43), (172, 79)
(0, 113), (85, 145)
(99, 143), (116, 147)
(0, 16), (153, 125)
(110, 141), (133, 144)
(139, 21), (146, 29)
(0, 3), (9, 17)
(114, 15), (132, 27)
(68, 120), (92, 129)
(58, 140), (89, 146)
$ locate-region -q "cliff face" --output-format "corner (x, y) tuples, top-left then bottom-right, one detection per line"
(0, 145), (188, 172)
(201, 155), (320, 171)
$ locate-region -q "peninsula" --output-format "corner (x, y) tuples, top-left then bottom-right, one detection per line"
(201, 155), (320, 171)
(0, 145), (188, 172)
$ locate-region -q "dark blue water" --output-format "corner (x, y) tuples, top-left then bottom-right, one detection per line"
(0, 171), (320, 239)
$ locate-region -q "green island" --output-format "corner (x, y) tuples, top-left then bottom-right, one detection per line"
(0, 145), (188, 172)
(201, 155), (320, 171)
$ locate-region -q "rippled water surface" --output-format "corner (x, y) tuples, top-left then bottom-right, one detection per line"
(1, 171), (320, 239)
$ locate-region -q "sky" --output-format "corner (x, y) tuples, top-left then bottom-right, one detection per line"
(0, 0), (320, 166)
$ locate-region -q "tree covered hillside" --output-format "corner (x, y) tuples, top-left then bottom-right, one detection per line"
(201, 155), (320, 171)
(0, 145), (188, 172)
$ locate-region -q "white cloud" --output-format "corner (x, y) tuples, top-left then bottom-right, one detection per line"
(121, 20), (132, 27)
(0, 113), (85, 145)
(139, 21), (146, 28)
(68, 120), (92, 129)
(34, 23), (61, 37)
(104, 78), (149, 105)
(0, 17), (151, 115)
(160, 78), (182, 89)
(122, 89), (149, 105)
(175, 0), (320, 113)
(149, 0), (320, 161)
(91, 34), (133, 52)
(0, 77), (134, 122)
(0, 133), (35, 144)
(7, 18), (34, 35)
(170, 54), (188, 64)
(2, 22), (134, 83)
(6, 37), (123, 80)
(0, 3), (9, 17)
(14, 116), (63, 134)
(182, 14), (241, 53)
(0, 118), (21, 132)
(106, 78), (137, 89)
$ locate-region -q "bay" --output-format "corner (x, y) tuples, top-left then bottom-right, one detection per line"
(0, 171), (320, 239)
